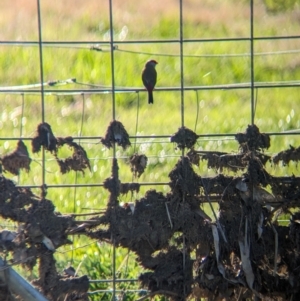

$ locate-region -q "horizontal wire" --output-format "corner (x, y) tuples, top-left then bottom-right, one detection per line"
(117, 47), (300, 58)
(0, 39), (300, 58)
(88, 289), (147, 295)
(0, 149), (293, 166)
(1, 40), (299, 58)
(1, 80), (300, 95)
(0, 78), (76, 91)
(35, 155), (182, 161)
(0, 130), (299, 142)
(89, 279), (138, 283)
(16, 182), (170, 189)
(1, 34), (300, 46)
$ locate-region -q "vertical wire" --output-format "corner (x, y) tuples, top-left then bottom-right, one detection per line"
(37, 0), (45, 121)
(250, 0), (255, 125)
(108, 0), (116, 299)
(19, 94), (25, 138)
(249, 0), (255, 261)
(18, 93), (25, 187)
(179, 0), (185, 128)
(78, 94), (86, 143)
(179, 0), (186, 298)
(133, 92), (140, 154)
(71, 94), (86, 264)
(15, 93), (26, 230)
(194, 90), (199, 133)
(36, 0), (46, 195)
(109, 0), (116, 122)
(131, 92), (140, 198)
(254, 87), (258, 117)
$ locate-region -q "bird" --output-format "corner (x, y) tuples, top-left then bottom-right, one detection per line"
(141, 59), (158, 104)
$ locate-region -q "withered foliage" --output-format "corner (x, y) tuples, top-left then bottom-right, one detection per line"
(273, 145), (300, 166)
(55, 137), (91, 174)
(129, 153), (148, 177)
(1, 140), (31, 175)
(186, 149), (200, 166)
(235, 124), (270, 151)
(31, 123), (91, 174)
(32, 122), (57, 153)
(0, 175), (88, 301)
(199, 151), (270, 172)
(120, 182), (140, 194)
(2, 123), (300, 300)
(170, 126), (198, 150)
(101, 120), (131, 149)
(82, 124), (300, 301)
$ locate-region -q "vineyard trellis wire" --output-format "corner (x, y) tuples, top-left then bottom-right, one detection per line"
(1, 0), (300, 300)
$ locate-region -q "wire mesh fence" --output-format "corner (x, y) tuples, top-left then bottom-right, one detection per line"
(1, 0), (300, 300)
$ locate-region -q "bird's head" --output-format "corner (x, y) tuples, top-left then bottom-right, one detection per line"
(145, 59), (158, 68)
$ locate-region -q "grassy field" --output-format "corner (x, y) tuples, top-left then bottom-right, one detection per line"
(1, 0), (300, 300)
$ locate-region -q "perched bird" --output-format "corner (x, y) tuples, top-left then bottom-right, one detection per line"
(141, 59), (158, 104)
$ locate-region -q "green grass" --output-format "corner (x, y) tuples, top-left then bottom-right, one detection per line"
(1, 0), (300, 300)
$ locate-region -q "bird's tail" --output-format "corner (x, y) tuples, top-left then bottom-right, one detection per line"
(148, 91), (154, 104)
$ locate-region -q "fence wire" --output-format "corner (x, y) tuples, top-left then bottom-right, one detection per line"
(1, 0), (300, 300)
